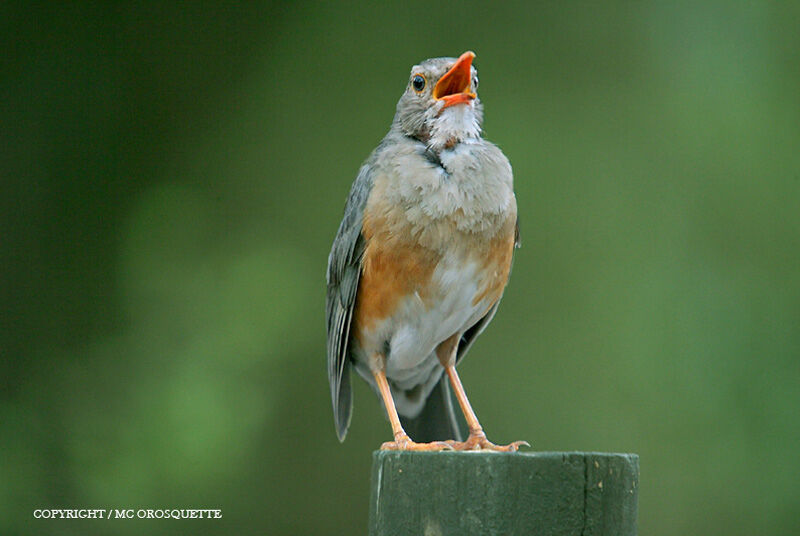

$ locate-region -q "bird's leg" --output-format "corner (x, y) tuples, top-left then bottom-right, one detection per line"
(443, 365), (528, 451)
(437, 335), (529, 452)
(373, 368), (452, 451)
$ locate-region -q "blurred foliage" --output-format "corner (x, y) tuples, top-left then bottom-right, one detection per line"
(2, 1), (799, 535)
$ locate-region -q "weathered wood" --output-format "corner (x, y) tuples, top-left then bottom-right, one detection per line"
(369, 451), (638, 536)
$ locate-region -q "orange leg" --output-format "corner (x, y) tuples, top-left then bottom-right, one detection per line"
(373, 369), (452, 451)
(444, 364), (530, 452)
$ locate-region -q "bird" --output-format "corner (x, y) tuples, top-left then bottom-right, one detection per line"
(326, 51), (527, 451)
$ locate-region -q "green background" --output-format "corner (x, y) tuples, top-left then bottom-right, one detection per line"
(2, 2), (798, 534)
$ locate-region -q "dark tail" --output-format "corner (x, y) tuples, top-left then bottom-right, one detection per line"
(333, 361), (352, 442)
(400, 375), (466, 443)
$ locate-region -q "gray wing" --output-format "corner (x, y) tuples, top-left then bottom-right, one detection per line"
(456, 216), (520, 363)
(326, 163), (374, 441)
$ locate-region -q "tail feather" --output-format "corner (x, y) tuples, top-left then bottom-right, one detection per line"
(333, 361), (353, 442)
(400, 375), (465, 443)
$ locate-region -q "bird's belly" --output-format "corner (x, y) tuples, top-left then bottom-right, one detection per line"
(390, 259), (488, 377)
(355, 250), (494, 390)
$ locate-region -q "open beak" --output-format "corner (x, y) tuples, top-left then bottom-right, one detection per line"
(433, 51), (476, 109)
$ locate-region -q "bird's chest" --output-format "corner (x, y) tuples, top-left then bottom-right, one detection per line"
(355, 220), (509, 336)
(353, 153), (516, 365)
(368, 143), (515, 249)
(355, 234), (508, 379)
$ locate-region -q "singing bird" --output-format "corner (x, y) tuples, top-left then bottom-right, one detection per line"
(326, 51), (526, 451)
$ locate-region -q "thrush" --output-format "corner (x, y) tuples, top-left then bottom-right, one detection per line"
(326, 51), (526, 451)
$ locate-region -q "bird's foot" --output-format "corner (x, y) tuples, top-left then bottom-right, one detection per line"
(446, 430), (530, 452)
(380, 433), (454, 451)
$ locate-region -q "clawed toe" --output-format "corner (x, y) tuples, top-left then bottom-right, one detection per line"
(495, 440), (530, 452)
(380, 434), (454, 451)
(447, 432), (530, 452)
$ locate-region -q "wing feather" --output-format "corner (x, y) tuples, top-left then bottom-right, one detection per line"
(326, 163), (374, 441)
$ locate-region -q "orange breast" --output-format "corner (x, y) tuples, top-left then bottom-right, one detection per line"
(354, 238), (440, 336)
(354, 205), (517, 346)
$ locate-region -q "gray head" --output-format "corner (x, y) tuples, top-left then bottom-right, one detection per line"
(393, 51), (484, 151)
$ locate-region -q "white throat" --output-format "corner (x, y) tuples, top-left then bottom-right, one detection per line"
(428, 104), (481, 151)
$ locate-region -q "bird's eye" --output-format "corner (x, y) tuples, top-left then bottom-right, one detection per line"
(412, 74), (426, 92)
(473, 76), (479, 90)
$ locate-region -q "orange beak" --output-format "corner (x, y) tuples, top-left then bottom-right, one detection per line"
(433, 51), (476, 109)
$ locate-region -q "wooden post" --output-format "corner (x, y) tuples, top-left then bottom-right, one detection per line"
(369, 451), (638, 536)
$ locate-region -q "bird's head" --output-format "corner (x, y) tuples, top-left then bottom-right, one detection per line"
(393, 51), (483, 151)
